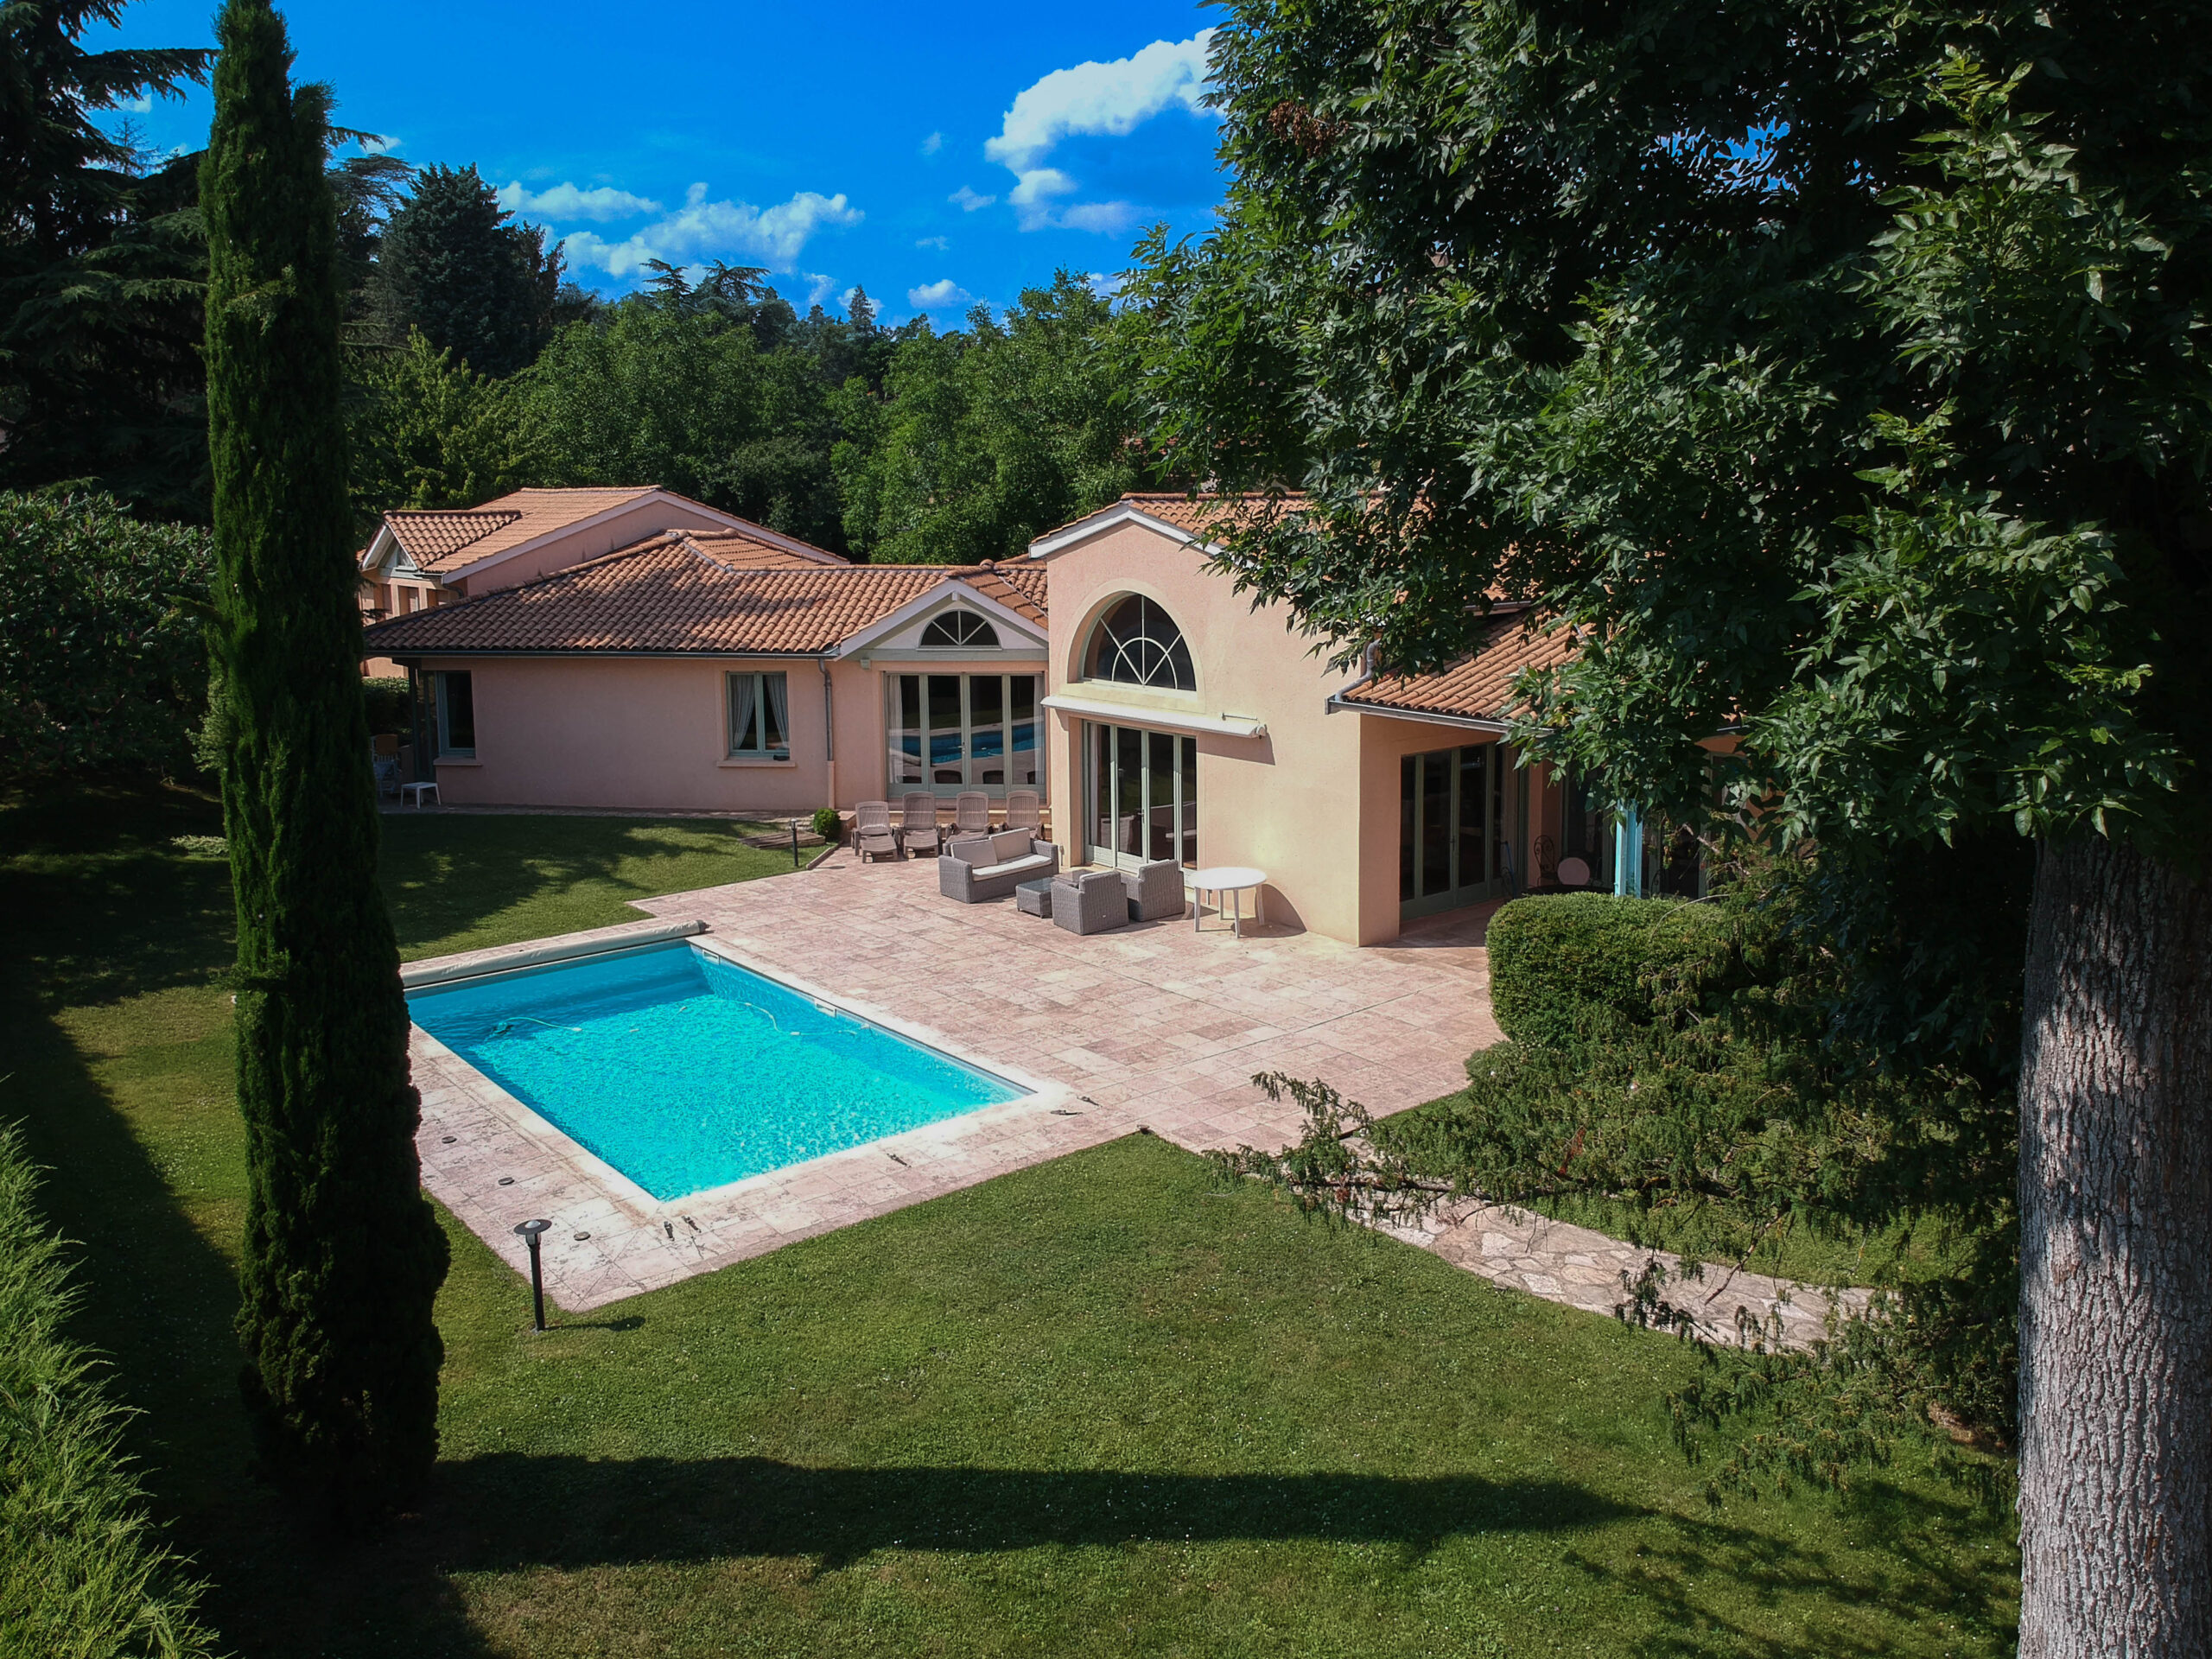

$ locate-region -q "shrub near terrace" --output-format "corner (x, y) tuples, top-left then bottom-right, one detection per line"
(1484, 893), (1735, 1049)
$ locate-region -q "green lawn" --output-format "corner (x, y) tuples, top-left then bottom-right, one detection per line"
(1, 779), (2018, 1658)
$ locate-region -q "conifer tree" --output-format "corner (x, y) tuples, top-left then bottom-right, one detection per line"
(202, 0), (448, 1520)
(370, 162), (559, 375)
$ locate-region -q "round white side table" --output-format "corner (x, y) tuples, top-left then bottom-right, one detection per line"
(1189, 866), (1266, 937)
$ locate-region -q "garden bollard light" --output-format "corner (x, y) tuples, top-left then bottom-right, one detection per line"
(512, 1217), (552, 1332)
(790, 819), (800, 868)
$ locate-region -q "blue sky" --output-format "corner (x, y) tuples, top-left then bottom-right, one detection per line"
(94, 0), (1230, 329)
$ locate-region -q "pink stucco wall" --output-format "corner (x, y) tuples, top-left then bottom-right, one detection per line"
(1038, 519), (1388, 943)
(423, 650), (1033, 816)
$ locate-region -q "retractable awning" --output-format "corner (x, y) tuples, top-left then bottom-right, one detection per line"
(1038, 694), (1267, 740)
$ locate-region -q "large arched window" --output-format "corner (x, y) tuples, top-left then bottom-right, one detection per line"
(1085, 594), (1195, 691)
(919, 608), (997, 649)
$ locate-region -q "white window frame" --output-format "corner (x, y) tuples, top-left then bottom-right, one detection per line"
(726, 670), (791, 760)
(884, 672), (1040, 798)
(435, 670), (476, 760)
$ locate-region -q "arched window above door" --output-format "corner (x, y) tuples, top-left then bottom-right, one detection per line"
(1085, 594), (1195, 691)
(920, 608), (998, 649)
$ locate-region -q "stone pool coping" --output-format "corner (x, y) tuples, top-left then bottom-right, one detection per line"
(409, 917), (1090, 1311)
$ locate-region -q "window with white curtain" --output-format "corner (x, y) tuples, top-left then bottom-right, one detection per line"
(727, 671), (790, 759)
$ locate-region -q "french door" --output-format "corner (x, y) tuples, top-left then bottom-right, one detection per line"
(1400, 743), (1511, 918)
(1083, 722), (1198, 870)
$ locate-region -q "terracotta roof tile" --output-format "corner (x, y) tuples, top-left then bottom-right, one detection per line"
(952, 559), (1048, 623)
(383, 509), (519, 562)
(1033, 491), (1306, 548)
(378, 487), (664, 574)
(360, 542), (1049, 658)
(602, 527), (848, 571)
(1342, 611), (1578, 724)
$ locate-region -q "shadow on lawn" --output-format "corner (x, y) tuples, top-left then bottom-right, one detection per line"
(1560, 1480), (2019, 1656)
(377, 813), (774, 956)
(435, 1454), (1625, 1570)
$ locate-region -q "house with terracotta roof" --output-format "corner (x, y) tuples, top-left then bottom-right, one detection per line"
(363, 490), (1681, 945)
(355, 486), (842, 675)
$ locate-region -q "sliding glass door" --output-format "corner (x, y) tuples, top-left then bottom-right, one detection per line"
(886, 673), (1039, 796)
(1400, 742), (1511, 918)
(1084, 721), (1197, 870)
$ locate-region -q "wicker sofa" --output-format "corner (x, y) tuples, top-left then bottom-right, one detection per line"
(939, 829), (1059, 903)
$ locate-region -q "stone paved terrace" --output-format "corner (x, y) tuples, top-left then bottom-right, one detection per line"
(410, 851), (1858, 1345)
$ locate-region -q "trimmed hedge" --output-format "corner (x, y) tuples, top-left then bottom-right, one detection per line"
(0, 1125), (213, 1659)
(1486, 893), (1735, 1049)
(0, 491), (216, 782)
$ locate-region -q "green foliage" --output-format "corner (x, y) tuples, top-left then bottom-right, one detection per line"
(201, 0), (447, 1520)
(810, 805), (842, 843)
(364, 163), (560, 378)
(1484, 893), (1735, 1050)
(832, 272), (1137, 562)
(0, 1124), (215, 1659)
(1127, 3), (2209, 855)
(524, 286), (847, 546)
(0, 6), (212, 516)
(361, 677), (410, 735)
(346, 329), (539, 524)
(0, 489), (214, 779)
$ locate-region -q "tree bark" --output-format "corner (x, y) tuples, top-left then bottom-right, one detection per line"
(2017, 833), (2212, 1656)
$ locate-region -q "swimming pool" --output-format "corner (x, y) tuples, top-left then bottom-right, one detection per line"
(406, 942), (1026, 1200)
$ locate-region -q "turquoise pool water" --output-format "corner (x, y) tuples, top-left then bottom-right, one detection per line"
(407, 943), (1024, 1200)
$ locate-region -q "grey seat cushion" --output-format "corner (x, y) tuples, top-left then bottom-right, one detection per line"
(973, 852), (1052, 880)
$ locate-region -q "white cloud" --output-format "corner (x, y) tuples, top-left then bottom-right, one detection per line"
(907, 278), (974, 309)
(1059, 200), (1136, 234)
(915, 234), (950, 251)
(985, 30), (1215, 172)
(498, 180), (663, 221)
(804, 273), (840, 307)
(119, 94), (152, 114)
(920, 131), (944, 156)
(561, 183), (862, 277)
(361, 134), (403, 155)
(1007, 168), (1075, 230)
(949, 184), (995, 212)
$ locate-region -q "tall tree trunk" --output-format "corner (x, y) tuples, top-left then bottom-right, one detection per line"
(2017, 832), (2211, 1656)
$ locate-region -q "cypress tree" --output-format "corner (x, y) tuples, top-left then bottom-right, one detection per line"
(202, 0), (448, 1520)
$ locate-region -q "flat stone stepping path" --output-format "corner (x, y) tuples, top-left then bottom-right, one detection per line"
(1385, 1201), (1866, 1350)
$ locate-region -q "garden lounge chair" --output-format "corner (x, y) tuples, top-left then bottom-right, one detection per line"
(1006, 789), (1042, 832)
(1121, 858), (1185, 923)
(939, 828), (1058, 904)
(954, 791), (992, 836)
(900, 791), (942, 857)
(1052, 869), (1127, 936)
(854, 801), (899, 862)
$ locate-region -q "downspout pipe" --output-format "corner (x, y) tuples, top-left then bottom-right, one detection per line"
(819, 655), (836, 810)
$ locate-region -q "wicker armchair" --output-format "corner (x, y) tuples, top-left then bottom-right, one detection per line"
(1121, 859), (1185, 923)
(1052, 869), (1128, 936)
